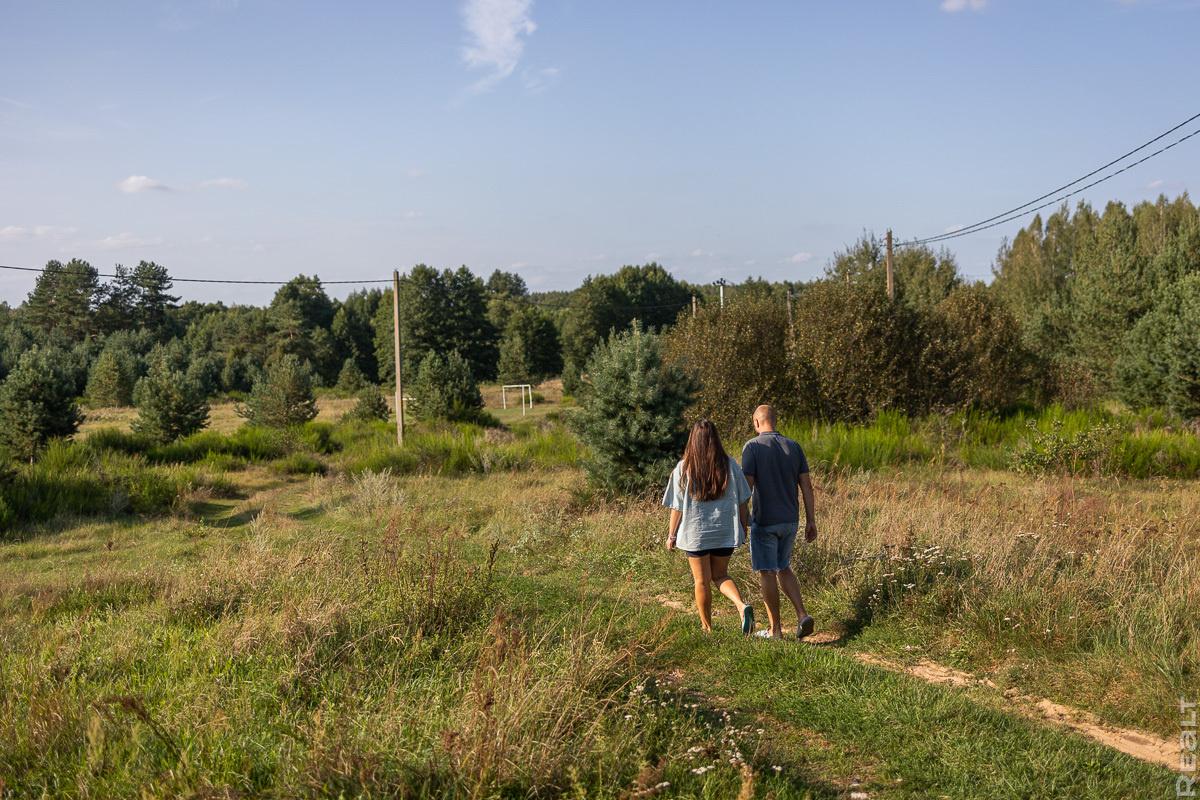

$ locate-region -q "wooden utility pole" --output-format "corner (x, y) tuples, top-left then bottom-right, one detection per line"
(392, 269), (405, 446)
(714, 278), (728, 309)
(786, 289), (794, 335)
(885, 229), (895, 301)
(691, 294), (698, 318)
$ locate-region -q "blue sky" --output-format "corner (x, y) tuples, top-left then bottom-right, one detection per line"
(2, 0), (1197, 305)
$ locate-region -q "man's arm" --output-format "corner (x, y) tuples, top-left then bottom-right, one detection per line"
(799, 472), (817, 542)
(666, 509), (682, 550)
(738, 501), (750, 534)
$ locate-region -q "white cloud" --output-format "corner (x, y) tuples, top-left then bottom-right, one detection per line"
(943, 224), (965, 234)
(743, 259), (757, 266)
(461, 0), (537, 92)
(940, 0), (987, 12)
(199, 177), (247, 190)
(690, 248), (713, 257)
(0, 224), (77, 241)
(788, 252), (814, 264)
(401, 210), (423, 219)
(1146, 178), (1164, 190)
(522, 66), (561, 93)
(97, 232), (162, 250)
(405, 167), (428, 179)
(117, 175), (170, 193)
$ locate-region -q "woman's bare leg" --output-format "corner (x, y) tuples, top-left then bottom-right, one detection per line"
(709, 555), (748, 614)
(687, 555), (714, 631)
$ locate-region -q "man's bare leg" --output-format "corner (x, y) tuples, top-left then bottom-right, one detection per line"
(758, 571), (783, 638)
(777, 568), (806, 623)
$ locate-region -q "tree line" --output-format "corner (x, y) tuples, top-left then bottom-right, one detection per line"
(0, 191), (1196, 461)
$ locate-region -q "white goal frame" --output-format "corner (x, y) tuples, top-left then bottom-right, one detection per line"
(501, 384), (534, 415)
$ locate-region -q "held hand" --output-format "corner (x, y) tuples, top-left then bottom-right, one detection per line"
(805, 521), (817, 543)
(667, 535), (677, 551)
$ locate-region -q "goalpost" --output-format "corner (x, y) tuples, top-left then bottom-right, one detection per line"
(501, 384), (534, 416)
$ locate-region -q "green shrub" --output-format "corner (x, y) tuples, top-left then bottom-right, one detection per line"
(1012, 419), (1119, 475)
(238, 354), (318, 428)
(271, 452), (326, 475)
(571, 322), (695, 495)
(0, 345), (82, 461)
(342, 387), (390, 423)
(410, 351), (485, 423)
(132, 361), (210, 444)
(664, 294), (799, 437)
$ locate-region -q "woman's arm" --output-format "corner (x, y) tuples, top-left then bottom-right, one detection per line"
(738, 500), (750, 534)
(667, 509), (682, 550)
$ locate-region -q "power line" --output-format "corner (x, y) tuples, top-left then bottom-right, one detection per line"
(898, 110), (1200, 247)
(897, 125), (1200, 248)
(0, 263), (391, 285)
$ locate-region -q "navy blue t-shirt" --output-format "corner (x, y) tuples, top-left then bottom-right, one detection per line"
(740, 432), (809, 526)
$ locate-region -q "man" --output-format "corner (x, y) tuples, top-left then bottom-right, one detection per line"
(741, 404), (817, 640)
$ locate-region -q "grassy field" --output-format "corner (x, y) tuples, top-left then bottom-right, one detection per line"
(1, 407), (1196, 797)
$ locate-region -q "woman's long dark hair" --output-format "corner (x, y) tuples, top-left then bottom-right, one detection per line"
(681, 419), (729, 502)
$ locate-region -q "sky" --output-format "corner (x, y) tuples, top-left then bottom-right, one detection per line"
(2, 0), (1198, 306)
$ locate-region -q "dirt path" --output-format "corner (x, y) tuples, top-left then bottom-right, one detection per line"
(653, 596), (1179, 770)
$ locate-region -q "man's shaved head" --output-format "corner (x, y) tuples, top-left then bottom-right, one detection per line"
(753, 405), (777, 429)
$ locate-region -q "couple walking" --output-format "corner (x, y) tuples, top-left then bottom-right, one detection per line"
(663, 405), (817, 639)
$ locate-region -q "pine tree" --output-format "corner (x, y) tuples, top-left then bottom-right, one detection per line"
(22, 259), (100, 341)
(410, 351), (484, 422)
(336, 357), (369, 393)
(86, 346), (137, 407)
(0, 345), (82, 461)
(1165, 274), (1200, 419)
(341, 386), (389, 423)
(237, 355), (318, 428)
(571, 322), (696, 495)
(132, 361), (210, 443)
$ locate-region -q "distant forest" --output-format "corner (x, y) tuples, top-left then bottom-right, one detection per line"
(0, 192), (1197, 422)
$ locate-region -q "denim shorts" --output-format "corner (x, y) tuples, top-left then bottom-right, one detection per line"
(749, 522), (799, 572)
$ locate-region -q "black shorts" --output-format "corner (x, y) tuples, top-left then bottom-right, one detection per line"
(683, 547), (734, 558)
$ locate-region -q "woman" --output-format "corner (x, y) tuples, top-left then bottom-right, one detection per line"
(662, 419), (754, 634)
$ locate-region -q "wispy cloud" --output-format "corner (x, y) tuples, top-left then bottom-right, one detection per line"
(522, 66), (561, 93)
(97, 232), (162, 250)
(943, 224), (965, 234)
(0, 96), (32, 110)
(405, 167), (428, 179)
(117, 175), (170, 193)
(690, 248), (713, 257)
(940, 0), (987, 12)
(461, 0), (537, 92)
(0, 224), (77, 241)
(788, 252), (814, 264)
(199, 177), (247, 190)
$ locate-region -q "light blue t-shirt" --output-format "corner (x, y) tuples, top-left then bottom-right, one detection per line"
(661, 457), (751, 552)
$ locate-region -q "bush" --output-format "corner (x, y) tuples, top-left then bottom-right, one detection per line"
(571, 322), (695, 495)
(791, 280), (929, 422)
(410, 351), (485, 423)
(0, 345), (82, 461)
(923, 284), (1033, 412)
(664, 294), (800, 437)
(238, 354), (318, 428)
(342, 387), (390, 423)
(132, 361), (211, 444)
(1012, 419), (1119, 475)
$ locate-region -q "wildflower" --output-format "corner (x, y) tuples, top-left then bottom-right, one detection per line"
(773, 765), (782, 772)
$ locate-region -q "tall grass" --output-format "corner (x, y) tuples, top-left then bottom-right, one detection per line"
(781, 405), (1200, 477)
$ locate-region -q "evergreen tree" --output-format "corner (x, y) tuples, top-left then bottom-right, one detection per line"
(0, 346), (82, 461)
(336, 357), (369, 393)
(341, 386), (389, 423)
(1071, 202), (1150, 390)
(132, 361), (210, 443)
(237, 354), (318, 427)
(22, 259), (99, 340)
(496, 306), (561, 383)
(129, 261), (179, 335)
(410, 351), (484, 423)
(1164, 274), (1200, 419)
(571, 322), (696, 495)
(486, 269), (528, 298)
(86, 346), (138, 407)
(331, 289), (382, 381)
